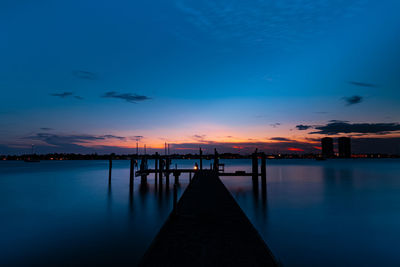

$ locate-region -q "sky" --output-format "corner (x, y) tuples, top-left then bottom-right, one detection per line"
(1, 0), (400, 155)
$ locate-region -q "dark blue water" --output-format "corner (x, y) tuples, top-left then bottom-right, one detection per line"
(1, 159), (399, 266)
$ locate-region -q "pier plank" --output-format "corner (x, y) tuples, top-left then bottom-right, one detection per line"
(140, 170), (278, 266)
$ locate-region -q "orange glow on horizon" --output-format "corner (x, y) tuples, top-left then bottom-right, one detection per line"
(287, 148), (305, 152)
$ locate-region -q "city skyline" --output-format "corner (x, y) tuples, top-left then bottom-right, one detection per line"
(1, 1), (400, 155)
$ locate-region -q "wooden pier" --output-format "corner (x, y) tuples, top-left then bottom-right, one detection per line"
(139, 170), (278, 266)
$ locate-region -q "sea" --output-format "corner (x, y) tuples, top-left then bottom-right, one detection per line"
(1, 159), (399, 266)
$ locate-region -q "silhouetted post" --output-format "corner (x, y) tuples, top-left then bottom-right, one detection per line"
(130, 158), (134, 191)
(108, 157), (112, 184)
(213, 148), (219, 172)
(210, 163), (212, 169)
(158, 158), (163, 194)
(261, 153), (267, 210)
(252, 151), (258, 191)
(173, 183), (178, 215)
(174, 171), (180, 185)
(199, 148), (203, 170)
(261, 152), (267, 193)
(166, 158), (170, 185)
(189, 172), (192, 183)
(155, 153), (159, 187)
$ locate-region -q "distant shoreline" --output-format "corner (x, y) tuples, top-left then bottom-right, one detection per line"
(1, 153), (399, 161)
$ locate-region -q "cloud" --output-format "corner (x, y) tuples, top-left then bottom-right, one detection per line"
(40, 128), (54, 131)
(72, 70), (98, 80)
(175, 1), (364, 48)
(131, 136), (144, 141)
(270, 123), (281, 128)
(311, 122), (400, 135)
(102, 91), (151, 103)
(101, 135), (126, 141)
(50, 92), (73, 98)
(343, 95), (363, 106)
(192, 134), (211, 143)
(50, 92), (83, 99)
(296, 125), (312, 130)
(270, 137), (292, 141)
(329, 120), (348, 123)
(348, 81), (378, 88)
(9, 133), (127, 154)
(25, 133), (127, 146)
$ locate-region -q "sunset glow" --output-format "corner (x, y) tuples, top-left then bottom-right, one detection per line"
(0, 1), (399, 155)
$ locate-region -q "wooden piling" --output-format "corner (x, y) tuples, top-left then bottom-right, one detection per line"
(130, 158), (134, 190)
(155, 153), (159, 186)
(252, 152), (259, 192)
(173, 183), (178, 214)
(174, 171), (180, 185)
(199, 148), (203, 170)
(213, 148), (219, 172)
(166, 158), (170, 185)
(159, 157), (163, 185)
(261, 152), (266, 191)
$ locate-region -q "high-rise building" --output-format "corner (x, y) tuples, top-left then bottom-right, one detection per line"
(338, 137), (351, 158)
(321, 137), (334, 158)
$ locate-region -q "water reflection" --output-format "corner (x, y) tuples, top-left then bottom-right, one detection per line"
(107, 182), (112, 213)
(323, 166), (355, 197)
(3, 160), (400, 266)
(252, 176), (269, 222)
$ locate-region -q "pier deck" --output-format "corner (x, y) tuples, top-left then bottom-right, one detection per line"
(136, 169), (261, 176)
(140, 170), (278, 266)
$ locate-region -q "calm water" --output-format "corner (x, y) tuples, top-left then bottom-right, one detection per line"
(1, 159), (400, 266)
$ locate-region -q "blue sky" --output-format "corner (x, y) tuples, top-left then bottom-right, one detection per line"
(1, 0), (400, 154)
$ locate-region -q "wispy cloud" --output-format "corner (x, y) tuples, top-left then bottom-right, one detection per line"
(25, 133), (127, 145)
(40, 128), (54, 131)
(343, 95), (363, 106)
(270, 137), (292, 142)
(311, 122), (400, 135)
(296, 125), (312, 130)
(270, 123), (281, 128)
(50, 92), (83, 100)
(175, 0), (364, 48)
(192, 134), (210, 143)
(348, 81), (378, 88)
(50, 92), (73, 98)
(130, 136), (144, 141)
(102, 91), (151, 103)
(73, 70), (98, 80)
